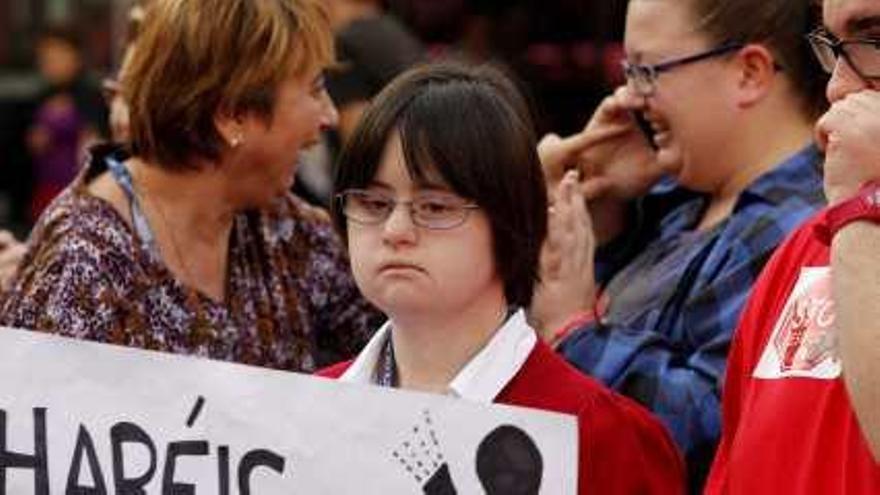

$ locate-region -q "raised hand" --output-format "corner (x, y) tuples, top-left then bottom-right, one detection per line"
(529, 171), (597, 342)
(538, 86), (665, 202)
(816, 89), (880, 204)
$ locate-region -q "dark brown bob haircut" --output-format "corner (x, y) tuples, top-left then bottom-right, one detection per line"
(122, 0), (333, 169)
(332, 62), (548, 308)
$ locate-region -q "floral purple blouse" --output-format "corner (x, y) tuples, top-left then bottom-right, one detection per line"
(0, 146), (383, 372)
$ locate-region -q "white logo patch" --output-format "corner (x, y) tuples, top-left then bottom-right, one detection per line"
(753, 267), (841, 380)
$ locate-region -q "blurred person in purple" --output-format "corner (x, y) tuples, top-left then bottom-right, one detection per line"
(27, 25), (108, 221)
(0, 5), (141, 293)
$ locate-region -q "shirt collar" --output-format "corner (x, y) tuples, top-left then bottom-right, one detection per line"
(339, 309), (537, 403)
(735, 143), (822, 206)
(654, 143), (822, 233)
(648, 143), (820, 203)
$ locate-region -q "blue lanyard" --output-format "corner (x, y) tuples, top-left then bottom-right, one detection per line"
(377, 334), (397, 388)
(376, 308), (517, 389)
(105, 155), (158, 256)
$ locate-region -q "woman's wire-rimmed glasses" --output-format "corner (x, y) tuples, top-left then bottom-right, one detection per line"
(337, 189), (480, 230)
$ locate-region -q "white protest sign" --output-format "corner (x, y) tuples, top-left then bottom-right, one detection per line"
(0, 328), (577, 494)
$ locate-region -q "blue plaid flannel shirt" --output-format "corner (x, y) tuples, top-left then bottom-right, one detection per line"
(560, 145), (825, 485)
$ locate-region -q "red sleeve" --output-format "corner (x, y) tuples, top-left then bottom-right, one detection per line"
(579, 392), (685, 494)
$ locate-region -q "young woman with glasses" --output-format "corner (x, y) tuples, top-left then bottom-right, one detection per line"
(319, 62), (685, 494)
(532, 0), (829, 490)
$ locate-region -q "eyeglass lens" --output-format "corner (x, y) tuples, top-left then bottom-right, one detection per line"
(810, 35), (880, 79)
(341, 191), (474, 229)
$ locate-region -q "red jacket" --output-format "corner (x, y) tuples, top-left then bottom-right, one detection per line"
(320, 340), (685, 494)
(706, 212), (880, 494)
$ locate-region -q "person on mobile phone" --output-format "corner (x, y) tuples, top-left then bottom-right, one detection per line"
(530, 0), (829, 489)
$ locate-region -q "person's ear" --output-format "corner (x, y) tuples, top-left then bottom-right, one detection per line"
(732, 44), (777, 109)
(214, 109), (246, 148)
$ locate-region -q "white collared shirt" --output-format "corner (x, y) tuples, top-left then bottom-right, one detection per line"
(339, 309), (538, 403)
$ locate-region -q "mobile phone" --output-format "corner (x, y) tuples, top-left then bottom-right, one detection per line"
(630, 110), (658, 150)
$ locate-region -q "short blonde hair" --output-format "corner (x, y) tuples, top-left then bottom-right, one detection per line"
(123, 0), (333, 169)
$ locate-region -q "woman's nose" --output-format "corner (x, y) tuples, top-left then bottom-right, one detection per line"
(320, 90), (339, 131)
(381, 202), (418, 246)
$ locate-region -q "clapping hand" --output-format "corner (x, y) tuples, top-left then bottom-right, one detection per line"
(529, 171), (597, 342)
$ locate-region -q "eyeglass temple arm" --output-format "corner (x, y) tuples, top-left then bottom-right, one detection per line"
(653, 43), (744, 73)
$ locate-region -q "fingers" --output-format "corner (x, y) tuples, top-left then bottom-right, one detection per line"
(0, 241), (26, 267)
(817, 91), (880, 153)
(0, 230), (16, 248)
(541, 211), (564, 275)
(814, 118), (830, 152)
(539, 125), (630, 180)
(815, 99), (851, 151)
(541, 85), (651, 185)
(548, 172), (580, 233)
(579, 176), (614, 201)
(539, 125), (634, 188)
(817, 91), (880, 141)
(614, 85), (649, 111)
(543, 171), (579, 266)
(571, 124), (632, 152)
(594, 86), (645, 120)
(551, 171), (595, 271)
(556, 173), (578, 237)
(571, 179), (594, 240)
(0, 240), (26, 290)
(538, 133), (568, 181)
(0, 265), (18, 289)
(564, 172), (595, 259)
(844, 90), (880, 111)
(532, 171), (599, 335)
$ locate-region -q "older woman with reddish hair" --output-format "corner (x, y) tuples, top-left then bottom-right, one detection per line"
(0, 0), (381, 371)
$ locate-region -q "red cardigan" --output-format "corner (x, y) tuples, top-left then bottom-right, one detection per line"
(319, 340), (685, 494)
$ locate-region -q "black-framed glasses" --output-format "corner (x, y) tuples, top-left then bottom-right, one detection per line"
(621, 42), (744, 96)
(807, 30), (880, 81)
(337, 189), (480, 230)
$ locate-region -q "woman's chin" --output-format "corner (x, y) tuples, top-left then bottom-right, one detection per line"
(368, 289), (436, 318)
(656, 147), (683, 178)
(242, 188), (289, 210)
